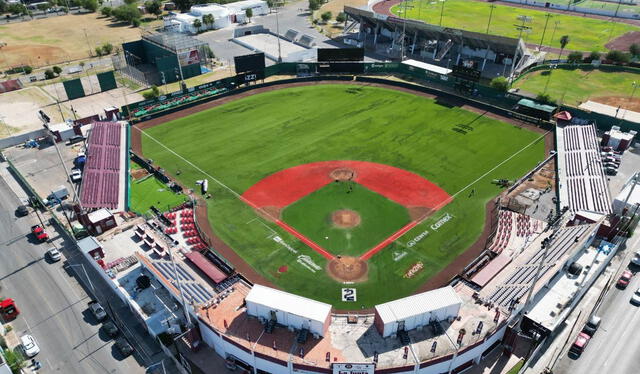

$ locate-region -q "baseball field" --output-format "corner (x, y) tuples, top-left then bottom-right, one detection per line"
(138, 83), (546, 309)
(390, 0), (639, 51)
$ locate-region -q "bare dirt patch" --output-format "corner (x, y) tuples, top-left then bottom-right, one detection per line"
(327, 256), (368, 283)
(407, 206), (434, 221)
(131, 168), (149, 180)
(329, 167), (356, 181)
(606, 31), (640, 51)
(255, 206), (282, 222)
(592, 95), (640, 112)
(331, 209), (361, 229)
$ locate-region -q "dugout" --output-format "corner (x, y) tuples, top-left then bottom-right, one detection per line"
(121, 32), (207, 85)
(513, 99), (558, 121)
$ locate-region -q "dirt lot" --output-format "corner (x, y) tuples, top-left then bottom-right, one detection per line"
(0, 13), (150, 69)
(592, 95), (640, 112)
(318, 0), (367, 36)
(0, 86), (73, 137)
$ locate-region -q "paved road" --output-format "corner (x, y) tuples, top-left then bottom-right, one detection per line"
(0, 175), (146, 374)
(552, 230), (640, 374)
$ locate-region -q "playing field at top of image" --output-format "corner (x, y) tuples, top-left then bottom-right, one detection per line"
(140, 84), (545, 308)
(391, 0), (639, 51)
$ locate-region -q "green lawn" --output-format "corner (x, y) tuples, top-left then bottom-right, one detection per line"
(392, 0), (639, 51)
(281, 182), (411, 257)
(512, 67), (640, 107)
(129, 176), (187, 215)
(141, 84), (545, 308)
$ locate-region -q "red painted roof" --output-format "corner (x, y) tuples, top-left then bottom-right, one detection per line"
(184, 250), (227, 284)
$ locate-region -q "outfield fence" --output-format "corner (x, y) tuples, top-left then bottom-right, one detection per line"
(123, 62), (640, 133)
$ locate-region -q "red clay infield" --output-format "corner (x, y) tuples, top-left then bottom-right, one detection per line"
(242, 160), (452, 261)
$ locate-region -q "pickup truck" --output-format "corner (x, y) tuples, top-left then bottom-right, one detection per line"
(88, 301), (107, 321)
(30, 225), (49, 242)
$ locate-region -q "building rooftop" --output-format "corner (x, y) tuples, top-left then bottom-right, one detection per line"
(375, 286), (462, 324)
(246, 284), (332, 325)
(143, 32), (207, 52)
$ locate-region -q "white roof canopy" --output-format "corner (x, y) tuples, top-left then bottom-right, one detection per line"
(245, 284), (331, 323)
(402, 59), (452, 75)
(375, 286), (462, 324)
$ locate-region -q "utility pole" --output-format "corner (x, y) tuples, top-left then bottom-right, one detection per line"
(550, 21), (560, 50)
(618, 82), (638, 126)
(539, 13), (552, 50)
(275, 2), (282, 63)
(439, 0), (446, 26)
(486, 4), (496, 34)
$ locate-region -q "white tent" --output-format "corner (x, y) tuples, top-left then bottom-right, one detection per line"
(374, 286), (462, 338)
(245, 284), (332, 336)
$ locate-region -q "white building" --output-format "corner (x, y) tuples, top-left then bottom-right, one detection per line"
(165, 4), (231, 34)
(226, 0), (269, 23)
(374, 286), (462, 338)
(612, 173), (640, 215)
(245, 284), (332, 337)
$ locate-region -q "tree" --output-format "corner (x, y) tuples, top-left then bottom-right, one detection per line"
(23, 66), (33, 74)
(8, 3), (27, 15)
(558, 35), (570, 60)
(193, 18), (202, 33)
(320, 11), (331, 23)
(587, 51), (601, 63)
(132, 17), (141, 27)
(52, 65), (62, 76)
(95, 46), (104, 56)
(142, 85), (160, 99)
(308, 0), (320, 11)
(336, 12), (346, 23)
(606, 50), (631, 64)
(2, 348), (27, 373)
(245, 8), (252, 22)
(536, 92), (555, 105)
(202, 13), (214, 29)
(630, 43), (640, 58)
(0, 1), (8, 14)
(144, 0), (162, 19)
(44, 69), (55, 79)
(566, 51), (582, 64)
(203, 44), (214, 59)
(101, 6), (112, 17)
(112, 4), (141, 25)
(81, 0), (98, 12)
(36, 2), (50, 12)
(490, 76), (509, 92)
(174, 0), (191, 12)
(101, 42), (114, 55)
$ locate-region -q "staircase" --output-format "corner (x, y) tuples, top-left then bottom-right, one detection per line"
(435, 39), (453, 61)
(398, 330), (410, 345)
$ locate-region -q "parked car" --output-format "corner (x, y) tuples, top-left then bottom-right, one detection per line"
(102, 321), (119, 338)
(602, 146), (613, 152)
(632, 289), (640, 305)
(20, 334), (40, 357)
(46, 247), (62, 262)
(631, 251), (640, 266)
(569, 332), (591, 357)
(605, 167), (618, 176)
(604, 162), (619, 169)
(115, 338), (134, 357)
(581, 315), (601, 337)
(15, 205), (29, 217)
(603, 156), (620, 165)
(30, 225), (49, 242)
(88, 301), (107, 321)
(70, 168), (82, 183)
(617, 270), (633, 289)
(66, 135), (85, 145)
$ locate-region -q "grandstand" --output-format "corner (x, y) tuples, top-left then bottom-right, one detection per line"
(79, 121), (127, 211)
(556, 118), (612, 215)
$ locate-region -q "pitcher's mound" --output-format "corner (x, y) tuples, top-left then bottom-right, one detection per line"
(330, 167), (356, 181)
(332, 209), (361, 228)
(327, 256), (368, 282)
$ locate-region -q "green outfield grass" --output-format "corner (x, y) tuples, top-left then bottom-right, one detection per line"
(281, 182), (411, 257)
(391, 0), (639, 51)
(513, 67), (640, 107)
(129, 175), (187, 215)
(141, 84), (545, 308)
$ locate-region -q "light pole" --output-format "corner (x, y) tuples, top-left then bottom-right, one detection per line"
(538, 13), (552, 50)
(439, 0), (446, 26)
(275, 2), (282, 63)
(619, 81), (638, 125)
(549, 21), (560, 51)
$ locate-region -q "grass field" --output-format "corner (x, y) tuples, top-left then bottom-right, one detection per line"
(0, 13), (150, 69)
(129, 175), (187, 215)
(513, 67), (640, 108)
(141, 84), (545, 308)
(391, 0), (639, 51)
(281, 182), (411, 257)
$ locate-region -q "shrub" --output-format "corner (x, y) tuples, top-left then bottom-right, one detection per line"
(336, 12), (346, 23)
(566, 51), (583, 64)
(23, 66), (33, 74)
(101, 6), (112, 17)
(536, 93), (556, 105)
(585, 51), (601, 63)
(606, 50), (631, 64)
(44, 69), (55, 80)
(320, 11), (331, 23)
(142, 85), (160, 100)
(490, 76), (509, 92)
(52, 66), (62, 76)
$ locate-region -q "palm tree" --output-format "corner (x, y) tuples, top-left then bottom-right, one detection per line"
(193, 18), (202, 34)
(558, 35), (570, 61)
(203, 13), (214, 30)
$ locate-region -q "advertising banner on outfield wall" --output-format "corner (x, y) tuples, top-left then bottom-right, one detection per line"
(332, 363), (375, 374)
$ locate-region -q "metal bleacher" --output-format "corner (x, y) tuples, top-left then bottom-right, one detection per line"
(151, 260), (215, 304)
(487, 224), (592, 307)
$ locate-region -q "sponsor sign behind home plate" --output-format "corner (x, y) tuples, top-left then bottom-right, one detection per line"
(332, 363), (375, 374)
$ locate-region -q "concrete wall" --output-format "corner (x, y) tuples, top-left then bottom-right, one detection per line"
(0, 128), (47, 150)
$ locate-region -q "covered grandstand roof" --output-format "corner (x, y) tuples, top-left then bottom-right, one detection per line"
(344, 6), (525, 55)
(79, 121), (126, 210)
